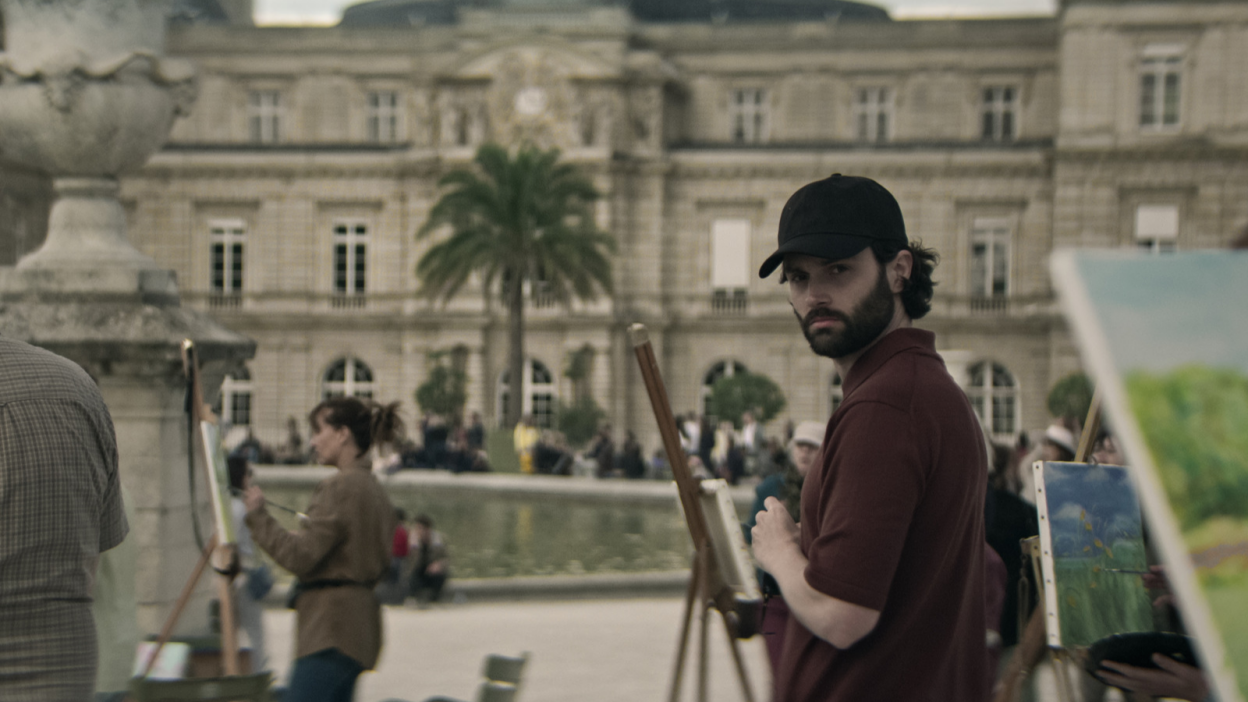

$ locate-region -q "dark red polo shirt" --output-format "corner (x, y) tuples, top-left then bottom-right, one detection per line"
(775, 327), (988, 702)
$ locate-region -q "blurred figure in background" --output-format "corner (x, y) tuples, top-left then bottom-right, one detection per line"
(743, 420), (824, 686)
(408, 515), (450, 606)
(513, 414), (539, 475)
(228, 456), (269, 672)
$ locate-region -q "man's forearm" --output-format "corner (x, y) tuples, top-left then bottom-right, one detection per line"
(767, 547), (880, 649)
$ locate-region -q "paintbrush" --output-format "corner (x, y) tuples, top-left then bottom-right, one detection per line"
(1104, 568), (1151, 575)
(229, 487), (307, 519)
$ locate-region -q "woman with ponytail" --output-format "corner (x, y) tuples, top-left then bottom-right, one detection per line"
(243, 397), (403, 702)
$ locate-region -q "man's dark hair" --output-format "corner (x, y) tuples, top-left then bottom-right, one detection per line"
(870, 240), (938, 320)
(415, 514), (434, 529)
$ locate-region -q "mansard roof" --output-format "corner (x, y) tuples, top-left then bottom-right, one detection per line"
(338, 0), (890, 27)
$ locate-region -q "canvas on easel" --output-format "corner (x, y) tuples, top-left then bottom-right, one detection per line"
(1032, 460), (1153, 648)
(1053, 249), (1248, 702)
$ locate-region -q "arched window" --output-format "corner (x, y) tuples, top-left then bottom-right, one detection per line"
(323, 358), (374, 400)
(221, 365), (252, 427)
(968, 361), (1017, 436)
(830, 373), (843, 414)
(497, 359), (556, 429)
(702, 360), (748, 417)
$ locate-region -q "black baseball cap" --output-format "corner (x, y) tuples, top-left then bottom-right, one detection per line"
(758, 174), (907, 278)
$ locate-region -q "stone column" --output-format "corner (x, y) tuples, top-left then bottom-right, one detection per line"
(0, 0), (255, 638)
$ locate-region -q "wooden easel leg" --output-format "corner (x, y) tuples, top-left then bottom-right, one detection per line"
(142, 534), (218, 678)
(719, 610), (755, 702)
(216, 571), (240, 675)
(697, 598), (711, 702)
(668, 548), (704, 702)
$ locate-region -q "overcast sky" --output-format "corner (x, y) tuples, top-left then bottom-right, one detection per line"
(255, 0), (1057, 26)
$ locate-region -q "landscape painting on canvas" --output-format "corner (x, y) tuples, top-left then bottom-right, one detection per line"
(1033, 461), (1153, 648)
(1053, 250), (1248, 702)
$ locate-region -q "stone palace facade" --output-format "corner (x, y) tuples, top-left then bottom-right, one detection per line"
(3, 0), (1247, 450)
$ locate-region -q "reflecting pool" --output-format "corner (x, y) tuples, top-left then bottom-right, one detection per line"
(258, 478), (710, 579)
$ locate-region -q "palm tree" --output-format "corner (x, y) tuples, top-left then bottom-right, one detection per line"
(416, 143), (616, 429)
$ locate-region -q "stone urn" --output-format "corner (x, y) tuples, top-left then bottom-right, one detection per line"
(0, 0), (197, 270)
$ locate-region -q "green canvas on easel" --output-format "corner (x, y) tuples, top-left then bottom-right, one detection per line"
(1053, 249), (1248, 702)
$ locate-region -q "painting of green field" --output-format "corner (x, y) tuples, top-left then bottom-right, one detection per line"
(1054, 547), (1153, 647)
(1053, 250), (1248, 702)
(1038, 461), (1153, 647)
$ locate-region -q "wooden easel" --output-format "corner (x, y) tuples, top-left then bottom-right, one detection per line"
(138, 340), (241, 680)
(994, 388), (1104, 702)
(629, 324), (758, 702)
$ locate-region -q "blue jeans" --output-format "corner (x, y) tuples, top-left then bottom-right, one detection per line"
(285, 648), (364, 702)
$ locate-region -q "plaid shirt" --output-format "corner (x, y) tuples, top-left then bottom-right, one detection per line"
(0, 337), (128, 700)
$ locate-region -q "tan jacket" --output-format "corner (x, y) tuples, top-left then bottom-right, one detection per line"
(247, 468), (394, 669)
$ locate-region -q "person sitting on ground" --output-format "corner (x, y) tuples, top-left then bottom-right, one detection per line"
(408, 515), (450, 605)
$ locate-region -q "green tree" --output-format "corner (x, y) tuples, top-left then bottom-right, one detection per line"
(1048, 372), (1095, 424)
(558, 396), (607, 448)
(706, 371), (787, 428)
(416, 143), (615, 428)
(414, 351), (467, 420)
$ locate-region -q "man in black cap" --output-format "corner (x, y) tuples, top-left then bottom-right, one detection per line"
(751, 175), (988, 701)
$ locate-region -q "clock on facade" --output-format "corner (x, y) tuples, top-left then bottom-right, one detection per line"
(513, 86), (548, 117)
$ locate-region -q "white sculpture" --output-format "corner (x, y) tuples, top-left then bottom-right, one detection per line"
(0, 0), (197, 270)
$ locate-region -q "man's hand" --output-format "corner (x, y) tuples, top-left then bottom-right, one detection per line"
(1097, 654), (1209, 702)
(243, 485), (266, 513)
(751, 496), (801, 575)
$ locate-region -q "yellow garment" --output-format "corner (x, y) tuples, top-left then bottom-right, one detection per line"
(513, 424), (539, 475)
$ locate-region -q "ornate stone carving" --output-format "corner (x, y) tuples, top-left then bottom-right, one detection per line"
(0, 0), (198, 270)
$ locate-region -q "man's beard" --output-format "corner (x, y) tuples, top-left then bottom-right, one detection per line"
(796, 267), (895, 360)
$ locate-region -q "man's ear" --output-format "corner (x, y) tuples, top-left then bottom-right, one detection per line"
(890, 249), (914, 293)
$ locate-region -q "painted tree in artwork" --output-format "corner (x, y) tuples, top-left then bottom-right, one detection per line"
(416, 143), (616, 428)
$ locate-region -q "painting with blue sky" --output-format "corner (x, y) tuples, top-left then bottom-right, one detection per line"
(1053, 250), (1248, 702)
(1035, 461), (1152, 648)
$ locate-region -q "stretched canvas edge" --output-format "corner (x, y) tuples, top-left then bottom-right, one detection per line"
(1051, 248), (1241, 702)
(1032, 459), (1063, 648)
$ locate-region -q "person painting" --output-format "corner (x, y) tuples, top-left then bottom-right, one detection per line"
(751, 174), (989, 701)
(243, 397), (402, 702)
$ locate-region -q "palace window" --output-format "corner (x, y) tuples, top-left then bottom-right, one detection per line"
(367, 91), (401, 143)
(209, 219), (245, 296)
(221, 366), (253, 427)
(323, 358), (375, 400)
(981, 86), (1017, 141)
(855, 87), (892, 143)
(730, 88), (768, 144)
(498, 359), (556, 428)
(969, 218), (1011, 300)
(1140, 46), (1183, 131)
(710, 218), (750, 314)
(967, 361), (1017, 436)
(1134, 204), (1179, 253)
(248, 90), (282, 144)
(333, 221), (368, 298)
